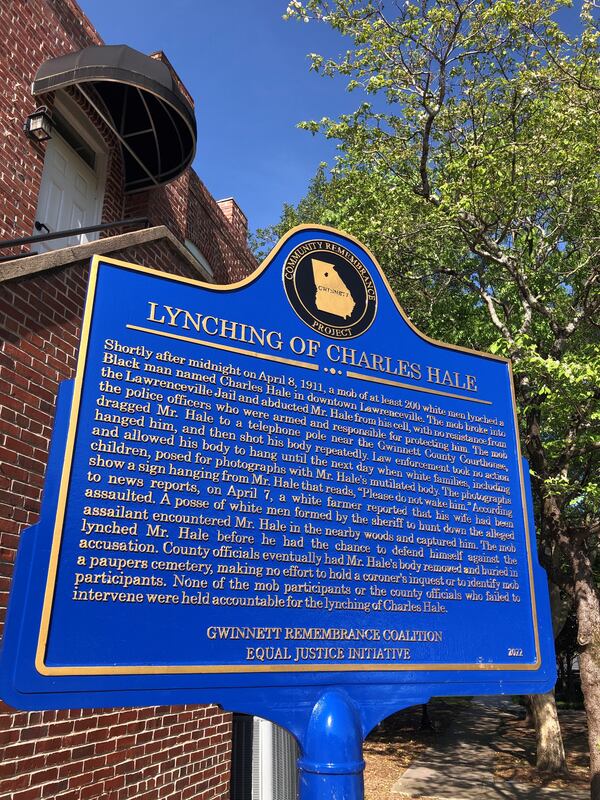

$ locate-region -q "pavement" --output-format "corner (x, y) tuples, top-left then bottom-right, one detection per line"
(391, 697), (588, 800)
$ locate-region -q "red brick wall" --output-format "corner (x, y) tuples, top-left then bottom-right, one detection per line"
(0, 704), (231, 800)
(124, 173), (256, 284)
(216, 200), (248, 248)
(0, 0), (130, 249)
(0, 0), (102, 245)
(0, 0), (256, 287)
(185, 174), (256, 283)
(0, 242), (234, 799)
(124, 176), (188, 245)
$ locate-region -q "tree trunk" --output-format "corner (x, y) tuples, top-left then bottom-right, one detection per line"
(528, 566), (568, 770)
(530, 690), (568, 775)
(570, 541), (600, 800)
(580, 641), (600, 800)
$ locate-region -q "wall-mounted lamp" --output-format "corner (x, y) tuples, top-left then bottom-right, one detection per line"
(23, 106), (53, 142)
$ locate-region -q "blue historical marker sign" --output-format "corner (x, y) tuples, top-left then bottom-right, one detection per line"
(0, 226), (555, 797)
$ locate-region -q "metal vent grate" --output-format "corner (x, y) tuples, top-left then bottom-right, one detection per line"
(231, 714), (298, 800)
(230, 714), (254, 800)
(271, 720), (299, 800)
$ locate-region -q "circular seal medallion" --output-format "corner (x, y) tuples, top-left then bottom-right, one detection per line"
(283, 239), (377, 339)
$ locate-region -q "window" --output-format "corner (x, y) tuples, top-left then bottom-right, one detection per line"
(185, 239), (214, 279)
(52, 110), (96, 170)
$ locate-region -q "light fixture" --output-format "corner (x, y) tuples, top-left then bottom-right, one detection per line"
(23, 106), (53, 142)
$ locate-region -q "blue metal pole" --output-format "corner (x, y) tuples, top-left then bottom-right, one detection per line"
(298, 689), (365, 800)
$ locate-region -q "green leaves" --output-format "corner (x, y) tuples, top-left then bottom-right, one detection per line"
(275, 0), (600, 554)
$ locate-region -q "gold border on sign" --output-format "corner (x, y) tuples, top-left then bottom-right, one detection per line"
(346, 371), (493, 405)
(126, 325), (319, 371)
(35, 224), (542, 676)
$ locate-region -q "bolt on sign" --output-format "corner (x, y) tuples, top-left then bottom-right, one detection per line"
(0, 227), (555, 799)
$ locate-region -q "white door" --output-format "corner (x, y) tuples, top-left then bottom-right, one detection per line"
(34, 134), (102, 253)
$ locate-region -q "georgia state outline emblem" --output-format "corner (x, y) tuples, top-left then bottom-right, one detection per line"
(283, 239), (377, 339)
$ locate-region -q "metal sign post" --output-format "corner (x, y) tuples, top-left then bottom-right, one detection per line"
(297, 690), (364, 800)
(0, 226), (556, 800)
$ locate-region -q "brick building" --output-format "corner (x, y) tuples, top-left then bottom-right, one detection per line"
(0, 1), (260, 798)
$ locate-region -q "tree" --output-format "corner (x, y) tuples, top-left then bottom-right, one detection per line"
(261, 0), (600, 790)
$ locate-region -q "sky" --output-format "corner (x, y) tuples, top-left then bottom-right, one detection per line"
(79, 1), (582, 236)
(79, 0), (354, 234)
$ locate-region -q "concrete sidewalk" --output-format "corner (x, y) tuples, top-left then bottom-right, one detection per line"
(391, 697), (588, 800)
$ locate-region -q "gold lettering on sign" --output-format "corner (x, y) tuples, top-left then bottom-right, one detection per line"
(74, 335), (522, 630)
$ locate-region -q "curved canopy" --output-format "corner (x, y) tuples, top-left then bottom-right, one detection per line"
(33, 45), (197, 192)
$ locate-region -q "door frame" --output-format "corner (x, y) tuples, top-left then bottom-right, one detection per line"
(35, 91), (108, 242)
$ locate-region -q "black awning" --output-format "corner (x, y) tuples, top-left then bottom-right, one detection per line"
(33, 45), (197, 192)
